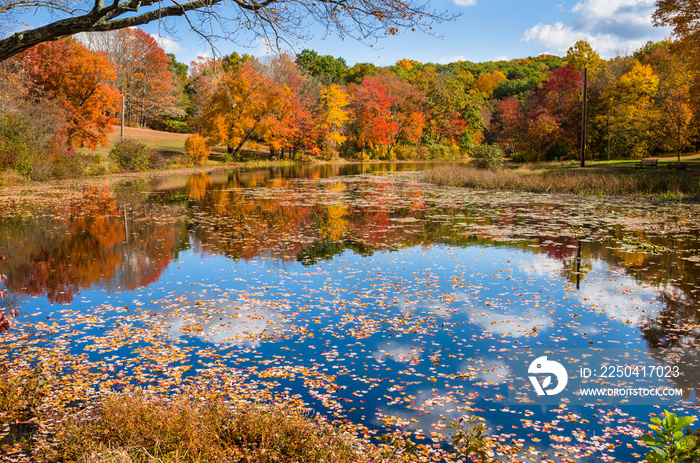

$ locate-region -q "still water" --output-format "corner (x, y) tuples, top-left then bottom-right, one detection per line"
(2, 163), (700, 461)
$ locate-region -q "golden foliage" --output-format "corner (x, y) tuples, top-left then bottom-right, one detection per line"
(184, 133), (211, 165)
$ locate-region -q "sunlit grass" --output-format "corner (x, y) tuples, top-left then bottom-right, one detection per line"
(424, 164), (700, 199)
(45, 394), (373, 463)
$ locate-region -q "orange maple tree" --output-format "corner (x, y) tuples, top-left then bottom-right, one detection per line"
(18, 38), (120, 149)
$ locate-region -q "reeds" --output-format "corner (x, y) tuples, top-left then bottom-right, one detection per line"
(424, 165), (700, 199)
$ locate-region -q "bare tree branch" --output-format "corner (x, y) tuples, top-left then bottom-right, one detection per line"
(0, 0), (455, 61)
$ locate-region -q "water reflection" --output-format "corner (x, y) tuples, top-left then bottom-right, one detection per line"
(1, 187), (188, 303)
(2, 166), (700, 461)
(1, 169), (699, 343)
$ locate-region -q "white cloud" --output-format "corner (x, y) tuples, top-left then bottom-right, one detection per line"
(151, 34), (181, 53)
(453, 0), (476, 5)
(254, 37), (275, 57)
(438, 55), (466, 64)
(521, 0), (671, 58)
(194, 50), (212, 60)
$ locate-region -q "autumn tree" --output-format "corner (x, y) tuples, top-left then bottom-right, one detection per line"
(372, 72), (427, 157)
(643, 44), (697, 161)
(597, 60), (660, 158)
(653, 0), (700, 61)
(490, 96), (524, 154)
(82, 28), (181, 126)
(261, 54), (323, 157)
(319, 84), (350, 153)
(348, 77), (396, 158)
(412, 67), (475, 147)
(525, 66), (583, 157)
(186, 56), (223, 130)
(199, 64), (284, 158)
(18, 37), (120, 149)
(0, 0), (452, 62)
(472, 70), (507, 97)
(566, 40), (603, 77)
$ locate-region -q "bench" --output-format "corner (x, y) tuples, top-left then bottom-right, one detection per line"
(635, 158), (658, 169)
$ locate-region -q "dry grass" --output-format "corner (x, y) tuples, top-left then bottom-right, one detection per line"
(79, 126), (191, 161)
(46, 394), (371, 463)
(79, 126), (271, 163)
(424, 164), (700, 199)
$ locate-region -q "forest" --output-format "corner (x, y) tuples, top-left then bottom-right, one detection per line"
(0, 29), (697, 179)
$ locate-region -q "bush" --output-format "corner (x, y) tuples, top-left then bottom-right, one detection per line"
(471, 144), (505, 170)
(148, 152), (167, 169)
(0, 102), (76, 180)
(185, 133), (210, 165)
(393, 145), (416, 160)
(641, 411), (699, 463)
(545, 143), (571, 161)
(109, 139), (151, 171)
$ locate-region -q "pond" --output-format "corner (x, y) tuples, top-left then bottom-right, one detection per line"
(1, 162), (700, 461)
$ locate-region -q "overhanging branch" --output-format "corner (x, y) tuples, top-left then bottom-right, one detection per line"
(0, 0), (220, 60)
(0, 0), (454, 62)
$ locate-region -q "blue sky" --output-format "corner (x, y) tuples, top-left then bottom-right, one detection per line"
(10, 0), (673, 67)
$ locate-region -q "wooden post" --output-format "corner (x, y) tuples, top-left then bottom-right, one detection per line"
(580, 68), (588, 167)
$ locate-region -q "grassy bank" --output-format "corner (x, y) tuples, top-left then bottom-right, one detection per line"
(1, 363), (498, 463)
(424, 161), (700, 200)
(43, 395), (370, 463)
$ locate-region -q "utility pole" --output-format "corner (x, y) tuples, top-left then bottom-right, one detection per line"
(606, 112), (610, 161)
(580, 68), (588, 167)
(121, 94), (125, 141)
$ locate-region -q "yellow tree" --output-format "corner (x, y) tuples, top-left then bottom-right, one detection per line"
(650, 48), (697, 162)
(319, 84), (350, 152)
(566, 40), (603, 77)
(604, 61), (661, 158)
(472, 71), (506, 97)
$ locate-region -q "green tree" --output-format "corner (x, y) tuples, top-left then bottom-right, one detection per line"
(295, 49), (347, 83)
(344, 62), (379, 84)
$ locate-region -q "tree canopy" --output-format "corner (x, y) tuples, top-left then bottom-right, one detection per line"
(0, 0), (452, 62)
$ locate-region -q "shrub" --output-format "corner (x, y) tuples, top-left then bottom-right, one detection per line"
(0, 102), (75, 179)
(545, 143), (571, 161)
(428, 144), (449, 159)
(471, 144), (505, 170)
(148, 151), (167, 169)
(394, 145), (416, 160)
(641, 411), (699, 463)
(185, 133), (210, 165)
(109, 139), (151, 171)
